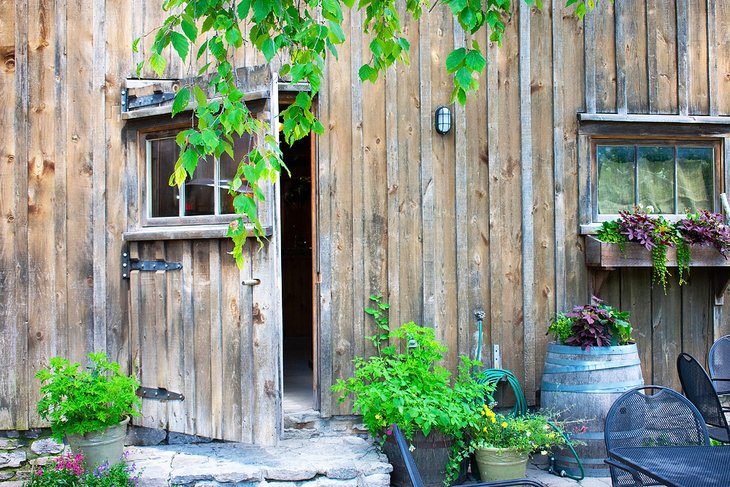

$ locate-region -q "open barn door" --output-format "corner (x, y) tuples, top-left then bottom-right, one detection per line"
(123, 67), (284, 445)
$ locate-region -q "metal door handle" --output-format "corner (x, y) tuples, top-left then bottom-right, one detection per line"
(242, 278), (261, 286)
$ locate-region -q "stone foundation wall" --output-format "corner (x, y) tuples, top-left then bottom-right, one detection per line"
(0, 430), (65, 484)
(0, 426), (217, 485)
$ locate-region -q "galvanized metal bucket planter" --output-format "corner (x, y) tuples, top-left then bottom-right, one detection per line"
(67, 416), (129, 469)
(541, 342), (643, 477)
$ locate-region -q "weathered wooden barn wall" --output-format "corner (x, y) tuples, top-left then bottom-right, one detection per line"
(318, 0), (730, 415)
(3, 0), (730, 436)
(0, 0), (133, 430)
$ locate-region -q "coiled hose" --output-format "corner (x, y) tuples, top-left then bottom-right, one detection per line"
(472, 311), (585, 481)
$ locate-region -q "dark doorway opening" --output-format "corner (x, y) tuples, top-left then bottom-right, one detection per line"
(281, 133), (316, 412)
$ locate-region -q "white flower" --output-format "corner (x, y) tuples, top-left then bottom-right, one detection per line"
(525, 431), (531, 437)
(409, 444), (415, 452)
(540, 450), (548, 456)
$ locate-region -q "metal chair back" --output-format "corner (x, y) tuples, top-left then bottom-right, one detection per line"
(708, 335), (730, 395)
(677, 352), (730, 443)
(390, 424), (547, 487)
(604, 385), (710, 487)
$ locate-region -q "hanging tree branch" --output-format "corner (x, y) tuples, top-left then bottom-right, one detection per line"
(135, 0), (597, 267)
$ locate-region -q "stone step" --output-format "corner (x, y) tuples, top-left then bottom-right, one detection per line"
(282, 410), (370, 440)
(127, 435), (392, 487)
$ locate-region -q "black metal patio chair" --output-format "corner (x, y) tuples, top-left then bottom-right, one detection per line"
(391, 424), (547, 487)
(604, 385), (710, 487)
(708, 335), (730, 397)
(677, 352), (730, 443)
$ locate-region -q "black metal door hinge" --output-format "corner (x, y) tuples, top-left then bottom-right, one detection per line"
(136, 387), (184, 401)
(122, 248), (182, 279)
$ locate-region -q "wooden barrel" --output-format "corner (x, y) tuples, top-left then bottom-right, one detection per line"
(540, 343), (644, 477)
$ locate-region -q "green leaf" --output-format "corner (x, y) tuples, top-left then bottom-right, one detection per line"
(171, 87), (190, 116)
(237, 0), (252, 19)
(193, 85), (207, 108)
(196, 39), (209, 60)
(358, 64), (378, 82)
(328, 20), (346, 44)
(450, 0), (468, 14)
(455, 66), (473, 89)
(295, 91), (311, 110)
(202, 129), (220, 152)
(225, 26), (242, 48)
(208, 36), (226, 60)
(181, 17), (198, 42)
(445, 48), (466, 73)
(464, 50), (486, 72)
(132, 37), (141, 53)
(181, 148), (199, 175)
(252, 0), (270, 22)
(149, 53), (166, 76)
(261, 37), (275, 61)
(170, 32), (189, 61)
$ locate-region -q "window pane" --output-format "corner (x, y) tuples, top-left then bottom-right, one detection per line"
(149, 138), (180, 217)
(677, 147), (714, 212)
(597, 145), (635, 214)
(219, 134), (253, 214)
(637, 146), (674, 213)
(184, 155), (215, 216)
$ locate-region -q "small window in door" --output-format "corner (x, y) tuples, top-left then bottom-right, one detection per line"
(144, 130), (254, 225)
(594, 140), (721, 220)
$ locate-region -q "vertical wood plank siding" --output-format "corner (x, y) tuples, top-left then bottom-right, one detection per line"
(3, 0), (730, 434)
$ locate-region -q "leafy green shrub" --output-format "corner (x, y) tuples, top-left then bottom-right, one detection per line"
(36, 352), (142, 442)
(332, 321), (492, 441)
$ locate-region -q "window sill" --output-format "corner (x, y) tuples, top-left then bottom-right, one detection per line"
(124, 224), (273, 241)
(584, 236), (730, 303)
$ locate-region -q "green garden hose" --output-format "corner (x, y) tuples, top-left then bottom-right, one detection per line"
(475, 368), (528, 418)
(471, 310), (585, 481)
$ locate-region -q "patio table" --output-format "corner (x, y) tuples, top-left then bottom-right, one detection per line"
(608, 445), (730, 487)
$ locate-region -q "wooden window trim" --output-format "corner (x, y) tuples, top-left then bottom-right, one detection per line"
(578, 119), (730, 234)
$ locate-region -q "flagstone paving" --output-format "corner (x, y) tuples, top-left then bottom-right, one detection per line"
(122, 439), (612, 487)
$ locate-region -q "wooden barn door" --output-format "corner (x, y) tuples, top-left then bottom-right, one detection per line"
(124, 75), (284, 445)
(125, 237), (281, 445)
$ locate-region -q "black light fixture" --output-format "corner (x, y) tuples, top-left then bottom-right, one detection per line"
(434, 105), (452, 135)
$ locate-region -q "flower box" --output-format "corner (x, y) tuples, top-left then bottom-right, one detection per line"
(584, 236), (730, 268)
(584, 236), (730, 302)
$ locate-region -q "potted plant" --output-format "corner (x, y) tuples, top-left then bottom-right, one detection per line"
(592, 206), (730, 291)
(36, 352), (142, 469)
(332, 297), (492, 487)
(466, 405), (565, 482)
(541, 298), (643, 477)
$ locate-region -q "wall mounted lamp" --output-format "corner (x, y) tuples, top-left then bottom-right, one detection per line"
(434, 106), (452, 135)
